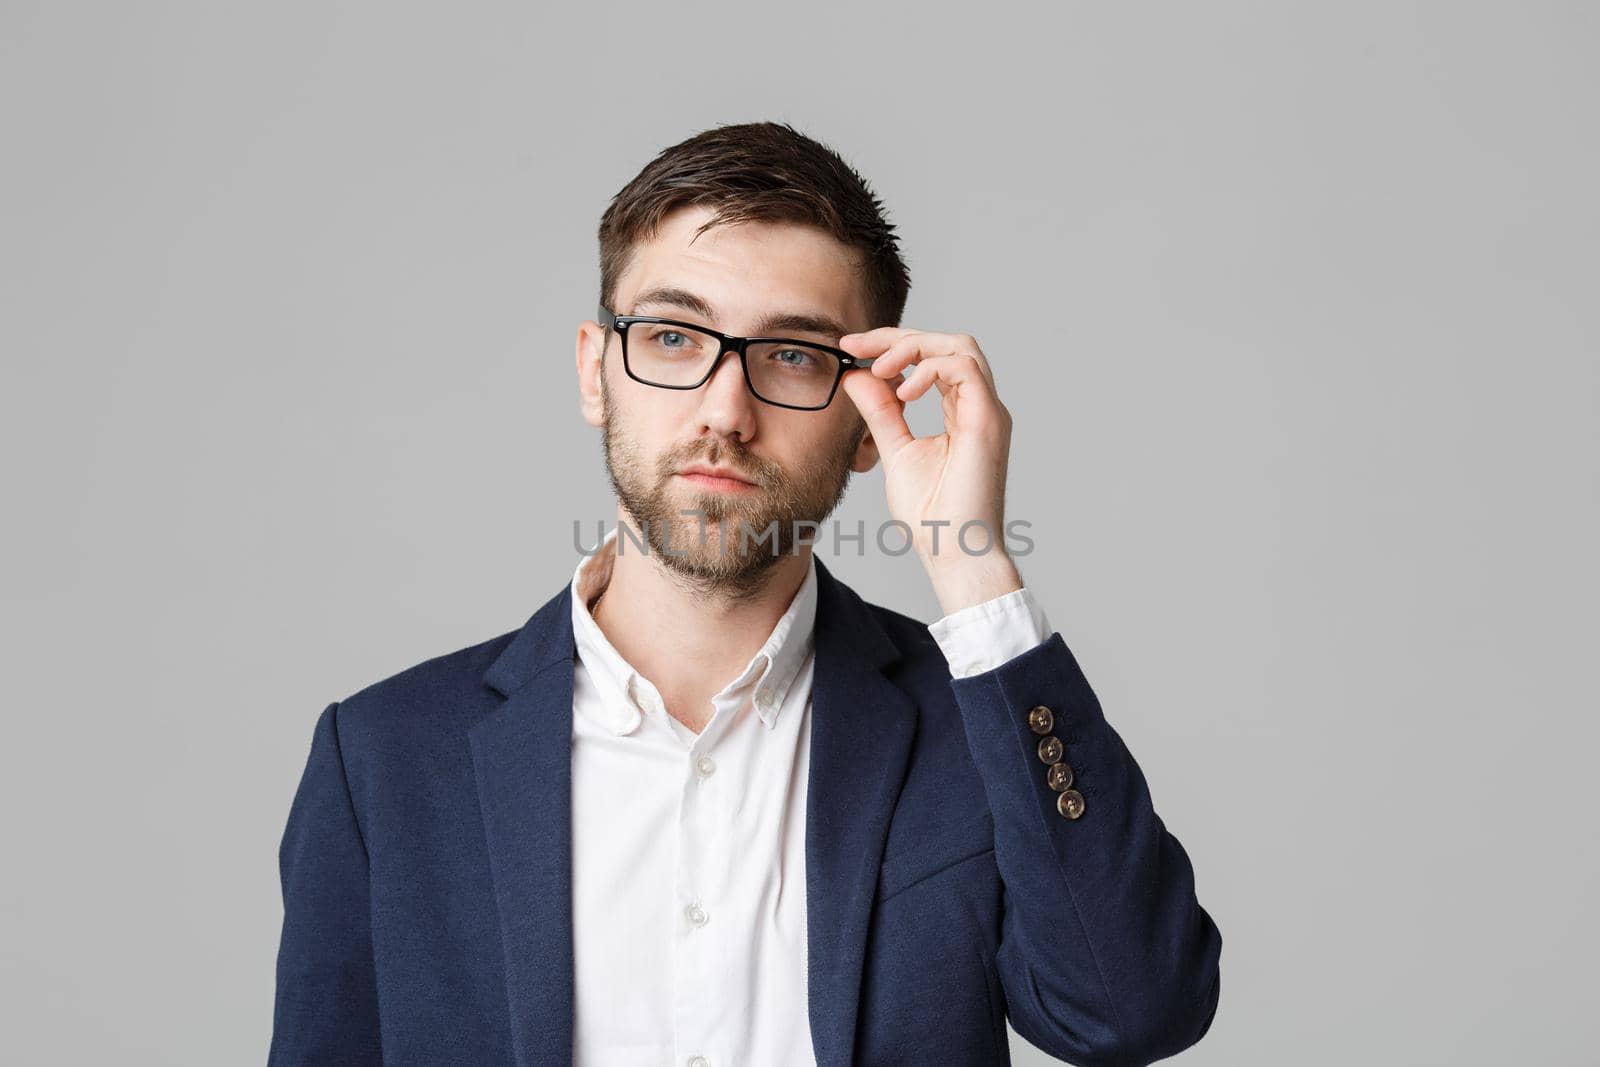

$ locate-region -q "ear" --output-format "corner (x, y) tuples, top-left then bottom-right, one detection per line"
(576, 321), (607, 428)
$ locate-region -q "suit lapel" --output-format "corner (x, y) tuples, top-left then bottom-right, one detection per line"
(471, 584), (577, 1067)
(468, 556), (917, 1067)
(805, 555), (918, 1067)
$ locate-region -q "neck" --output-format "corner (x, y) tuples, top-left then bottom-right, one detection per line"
(590, 512), (811, 713)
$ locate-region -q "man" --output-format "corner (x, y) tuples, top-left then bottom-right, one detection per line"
(269, 121), (1221, 1067)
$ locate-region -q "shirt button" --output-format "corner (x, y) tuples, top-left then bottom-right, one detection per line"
(685, 902), (709, 927)
(688, 1057), (711, 1067)
(696, 755), (717, 778)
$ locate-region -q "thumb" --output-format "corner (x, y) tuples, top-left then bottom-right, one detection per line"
(840, 369), (914, 464)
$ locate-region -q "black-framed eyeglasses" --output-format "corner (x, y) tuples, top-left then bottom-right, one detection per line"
(597, 304), (878, 411)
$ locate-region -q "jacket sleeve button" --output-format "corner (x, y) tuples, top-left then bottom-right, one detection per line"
(1056, 788), (1085, 820)
(1046, 761), (1074, 791)
(1027, 704), (1054, 734)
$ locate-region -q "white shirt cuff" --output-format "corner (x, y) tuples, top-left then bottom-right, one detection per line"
(927, 585), (1054, 679)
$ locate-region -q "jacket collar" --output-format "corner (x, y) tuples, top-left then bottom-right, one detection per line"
(471, 551), (915, 1067)
(483, 549), (895, 696)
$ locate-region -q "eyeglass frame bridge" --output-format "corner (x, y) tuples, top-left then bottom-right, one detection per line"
(596, 303), (878, 412)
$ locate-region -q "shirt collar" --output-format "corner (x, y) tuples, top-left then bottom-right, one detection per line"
(569, 526), (818, 737)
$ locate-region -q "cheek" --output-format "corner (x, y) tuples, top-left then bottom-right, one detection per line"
(610, 396), (690, 464)
(824, 414), (867, 458)
(777, 426), (849, 475)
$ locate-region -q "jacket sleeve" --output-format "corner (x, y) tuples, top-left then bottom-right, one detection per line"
(939, 607), (1223, 1067)
(268, 701), (384, 1066)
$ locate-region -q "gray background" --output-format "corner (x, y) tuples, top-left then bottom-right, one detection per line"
(3, 2), (1595, 1064)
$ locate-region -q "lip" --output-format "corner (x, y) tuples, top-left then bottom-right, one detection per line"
(677, 465), (759, 492)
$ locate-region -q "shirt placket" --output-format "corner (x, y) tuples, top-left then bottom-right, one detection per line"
(632, 676), (732, 1067)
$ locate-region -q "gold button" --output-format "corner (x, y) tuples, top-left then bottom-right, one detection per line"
(1046, 761), (1074, 791)
(1057, 789), (1085, 819)
(1037, 735), (1063, 763)
(1027, 705), (1053, 735)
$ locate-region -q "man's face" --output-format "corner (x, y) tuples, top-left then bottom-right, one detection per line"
(576, 204), (881, 597)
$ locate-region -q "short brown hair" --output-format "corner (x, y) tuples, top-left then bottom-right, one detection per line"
(597, 121), (911, 333)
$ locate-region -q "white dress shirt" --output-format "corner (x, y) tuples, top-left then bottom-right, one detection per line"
(567, 527), (1052, 1067)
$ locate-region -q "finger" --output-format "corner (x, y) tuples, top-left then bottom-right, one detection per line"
(837, 327), (914, 360)
(839, 366), (915, 463)
(894, 355), (1007, 431)
(869, 333), (996, 390)
(897, 359), (955, 402)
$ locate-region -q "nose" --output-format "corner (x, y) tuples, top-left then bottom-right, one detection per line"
(693, 347), (758, 442)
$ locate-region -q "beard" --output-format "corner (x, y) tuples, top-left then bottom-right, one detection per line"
(599, 368), (865, 600)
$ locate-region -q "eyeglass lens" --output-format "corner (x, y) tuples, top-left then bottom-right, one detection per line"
(627, 323), (840, 408)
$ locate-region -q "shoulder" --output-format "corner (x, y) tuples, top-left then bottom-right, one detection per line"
(863, 599), (957, 687)
(330, 624), (521, 747)
(817, 561), (953, 682)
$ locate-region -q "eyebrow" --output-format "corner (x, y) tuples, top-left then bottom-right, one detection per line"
(628, 285), (851, 341)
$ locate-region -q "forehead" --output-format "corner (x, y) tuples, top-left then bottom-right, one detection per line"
(617, 204), (870, 332)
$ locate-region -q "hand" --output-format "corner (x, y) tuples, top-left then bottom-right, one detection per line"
(838, 327), (1023, 615)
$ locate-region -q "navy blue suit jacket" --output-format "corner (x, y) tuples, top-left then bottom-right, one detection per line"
(269, 555), (1221, 1066)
